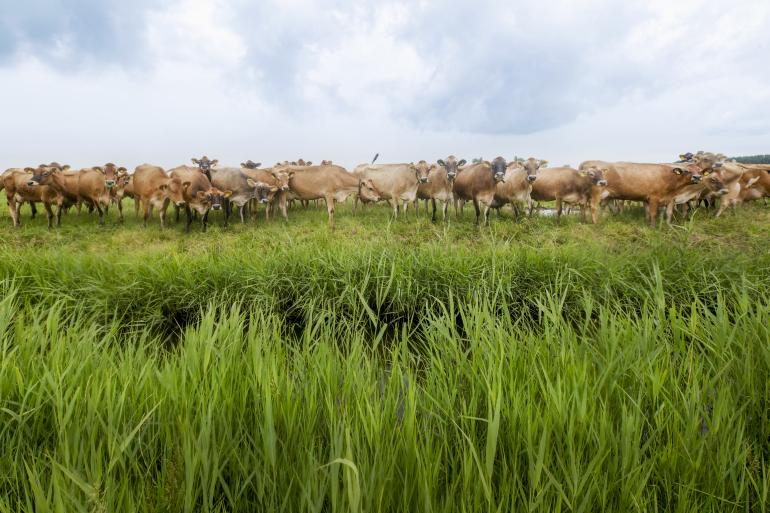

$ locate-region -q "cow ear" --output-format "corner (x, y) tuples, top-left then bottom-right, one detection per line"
(183, 181), (192, 190)
(270, 186), (279, 192)
(458, 159), (467, 166)
(196, 190), (207, 199)
(246, 178), (257, 188)
(62, 165), (70, 171)
(24, 167), (35, 172)
(93, 166), (104, 173)
(118, 167), (127, 173)
(437, 159), (445, 167)
(672, 168), (683, 175)
(210, 159), (218, 167)
(222, 190), (232, 198)
(538, 160), (548, 168)
(191, 158), (199, 164)
(579, 170), (587, 177)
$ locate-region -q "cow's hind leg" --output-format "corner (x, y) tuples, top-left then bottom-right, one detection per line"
(473, 199), (481, 225)
(324, 193), (336, 228)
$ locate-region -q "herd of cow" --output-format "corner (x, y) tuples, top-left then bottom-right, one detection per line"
(1, 152), (769, 231)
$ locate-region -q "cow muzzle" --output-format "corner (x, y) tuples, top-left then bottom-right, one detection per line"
(176, 201), (186, 207)
(105, 180), (115, 188)
(27, 180), (39, 186)
(691, 176), (702, 183)
(718, 188), (729, 195)
(281, 186), (290, 191)
(418, 177), (428, 184)
(494, 173), (505, 181)
(260, 198), (269, 204)
(597, 180), (608, 186)
(527, 175), (537, 183)
(212, 204), (222, 210)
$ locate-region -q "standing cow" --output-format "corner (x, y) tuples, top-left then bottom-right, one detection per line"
(529, 166), (607, 223)
(168, 166), (231, 232)
(493, 158), (545, 219)
(452, 157), (508, 225)
(353, 161), (431, 218)
(414, 156), (467, 223)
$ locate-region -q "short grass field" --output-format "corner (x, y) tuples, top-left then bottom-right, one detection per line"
(1, 197), (769, 512)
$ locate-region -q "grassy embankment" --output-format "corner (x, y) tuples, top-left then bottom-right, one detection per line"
(1, 198), (769, 511)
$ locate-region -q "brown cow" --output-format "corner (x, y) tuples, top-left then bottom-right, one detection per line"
(77, 163), (128, 224)
(33, 165), (82, 225)
(529, 166), (607, 223)
(352, 161), (431, 218)
(578, 160), (708, 226)
(3, 165), (65, 228)
(132, 164), (176, 228)
(452, 157), (508, 225)
(279, 164), (380, 227)
(414, 156), (467, 222)
(493, 158), (546, 218)
(737, 165), (770, 204)
(191, 156), (218, 182)
(169, 166), (231, 232)
(242, 167), (286, 220)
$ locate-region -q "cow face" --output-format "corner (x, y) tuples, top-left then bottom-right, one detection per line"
(489, 157), (507, 182)
(410, 160), (432, 184)
(580, 167), (608, 186)
(671, 163), (705, 184)
(27, 164), (62, 186)
(96, 163), (126, 189)
(241, 160), (261, 169)
(359, 179), (381, 203)
(195, 187), (231, 211)
(248, 179), (278, 204)
(520, 157), (547, 183)
(437, 156), (466, 182)
(271, 170), (291, 191)
(191, 156), (218, 178)
(702, 170), (728, 195)
(167, 178), (188, 207)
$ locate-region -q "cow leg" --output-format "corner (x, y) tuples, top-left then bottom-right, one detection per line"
(280, 194), (288, 220)
(143, 201), (152, 228)
(648, 198), (659, 227)
(116, 199), (124, 223)
(134, 198), (141, 218)
(325, 193), (336, 228)
(159, 201), (169, 229)
(43, 202), (53, 230)
(55, 203), (63, 228)
(402, 199), (409, 220)
(473, 199), (481, 225)
(483, 203), (491, 226)
(555, 198), (563, 223)
(392, 199), (399, 218)
(431, 198), (437, 223)
(29, 201), (38, 219)
(442, 200), (449, 222)
(201, 210), (210, 232)
(223, 200), (230, 228)
(95, 204), (105, 225)
(239, 204), (246, 223)
(174, 205), (180, 223)
(8, 196), (20, 227)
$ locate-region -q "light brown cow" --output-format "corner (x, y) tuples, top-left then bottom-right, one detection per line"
(133, 164), (174, 228)
(578, 160), (709, 226)
(452, 157), (508, 225)
(2, 166), (65, 228)
(493, 158), (546, 218)
(168, 166), (231, 232)
(414, 156), (467, 222)
(241, 167), (285, 220)
(352, 161), (431, 218)
(279, 164), (380, 227)
(34, 166), (83, 225)
(77, 163), (128, 224)
(529, 166), (608, 223)
(737, 165), (770, 204)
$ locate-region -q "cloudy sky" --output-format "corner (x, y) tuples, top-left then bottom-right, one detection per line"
(1, 0), (769, 170)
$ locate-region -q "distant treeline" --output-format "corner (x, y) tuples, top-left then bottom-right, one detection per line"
(732, 155), (770, 164)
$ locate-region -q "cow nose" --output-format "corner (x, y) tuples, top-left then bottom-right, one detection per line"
(105, 180), (115, 188)
(598, 180), (608, 186)
(527, 175), (537, 182)
(27, 181), (36, 186)
(176, 201), (186, 207)
(691, 176), (702, 183)
(212, 204), (221, 210)
(419, 177), (428, 183)
(718, 188), (729, 195)
(260, 198), (268, 204)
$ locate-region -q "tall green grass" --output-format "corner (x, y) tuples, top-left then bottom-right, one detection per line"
(1, 199), (768, 511)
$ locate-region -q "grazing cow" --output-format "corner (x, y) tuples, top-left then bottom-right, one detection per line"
(77, 163), (128, 224)
(241, 167), (286, 220)
(280, 164), (380, 227)
(452, 157), (508, 225)
(352, 161), (431, 218)
(191, 156), (218, 182)
(529, 166), (608, 223)
(578, 160), (709, 226)
(493, 158), (546, 218)
(415, 156), (467, 222)
(210, 167), (266, 224)
(169, 166), (231, 232)
(737, 165), (770, 204)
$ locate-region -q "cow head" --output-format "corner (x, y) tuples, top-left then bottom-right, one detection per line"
(519, 157), (547, 183)
(358, 178), (381, 203)
(27, 163), (67, 186)
(167, 178), (188, 207)
(321, 160), (333, 165)
(579, 167), (608, 186)
(437, 156), (466, 183)
(240, 160), (261, 169)
(271, 170), (291, 191)
(671, 163), (706, 184)
(488, 157), (507, 182)
(410, 160), (432, 184)
(191, 156), (218, 180)
(94, 163), (127, 189)
(195, 187), (231, 211)
(248, 179), (278, 204)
